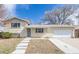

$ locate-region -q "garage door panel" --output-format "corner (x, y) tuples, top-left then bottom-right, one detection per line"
(53, 30), (72, 37)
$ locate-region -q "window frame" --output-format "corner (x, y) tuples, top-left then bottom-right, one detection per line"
(11, 23), (20, 28)
(35, 28), (44, 33)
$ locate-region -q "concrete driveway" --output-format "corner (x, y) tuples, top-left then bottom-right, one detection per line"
(49, 38), (79, 54)
(60, 38), (79, 49)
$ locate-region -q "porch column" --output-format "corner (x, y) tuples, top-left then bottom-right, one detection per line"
(72, 29), (75, 38)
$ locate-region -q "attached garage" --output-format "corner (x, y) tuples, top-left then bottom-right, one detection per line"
(26, 25), (74, 38)
(53, 29), (73, 38)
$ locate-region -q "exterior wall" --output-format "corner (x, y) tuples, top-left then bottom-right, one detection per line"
(30, 28), (48, 38)
(3, 19), (28, 28)
(74, 29), (79, 38)
(30, 27), (74, 38)
(47, 27), (73, 32)
(11, 33), (20, 38)
(20, 28), (27, 38)
(3, 21), (11, 28)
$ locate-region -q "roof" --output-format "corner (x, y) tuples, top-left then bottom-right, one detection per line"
(2, 17), (30, 24)
(26, 25), (75, 28)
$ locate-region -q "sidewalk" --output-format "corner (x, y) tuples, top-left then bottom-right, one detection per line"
(12, 38), (31, 54)
(49, 38), (79, 54)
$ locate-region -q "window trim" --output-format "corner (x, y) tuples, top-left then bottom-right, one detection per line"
(11, 23), (20, 28)
(35, 28), (44, 33)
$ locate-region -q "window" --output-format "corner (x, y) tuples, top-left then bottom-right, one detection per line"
(11, 23), (20, 28)
(36, 28), (44, 33)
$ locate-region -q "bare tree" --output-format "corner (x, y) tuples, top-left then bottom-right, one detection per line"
(0, 4), (7, 19)
(42, 5), (79, 25)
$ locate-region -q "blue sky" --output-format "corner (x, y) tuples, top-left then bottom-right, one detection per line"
(6, 4), (63, 24)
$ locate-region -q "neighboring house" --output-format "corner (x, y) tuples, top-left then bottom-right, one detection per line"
(0, 17), (78, 38)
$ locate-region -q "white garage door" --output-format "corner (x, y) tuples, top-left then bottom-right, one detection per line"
(53, 30), (72, 37)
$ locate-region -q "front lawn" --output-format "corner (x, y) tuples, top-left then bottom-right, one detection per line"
(0, 38), (23, 54)
(25, 39), (64, 54)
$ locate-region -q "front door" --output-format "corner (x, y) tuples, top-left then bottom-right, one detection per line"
(27, 28), (31, 37)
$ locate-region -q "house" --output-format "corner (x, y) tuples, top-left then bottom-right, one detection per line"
(2, 17), (30, 37)
(2, 17), (30, 28)
(0, 19), (5, 32)
(1, 17), (78, 38)
(25, 25), (75, 38)
(0, 23), (5, 32)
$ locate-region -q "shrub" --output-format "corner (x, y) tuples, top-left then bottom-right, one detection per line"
(0, 32), (12, 39)
(0, 32), (3, 38)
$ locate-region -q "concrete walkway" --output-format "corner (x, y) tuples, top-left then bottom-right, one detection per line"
(49, 38), (79, 54)
(12, 38), (31, 54)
